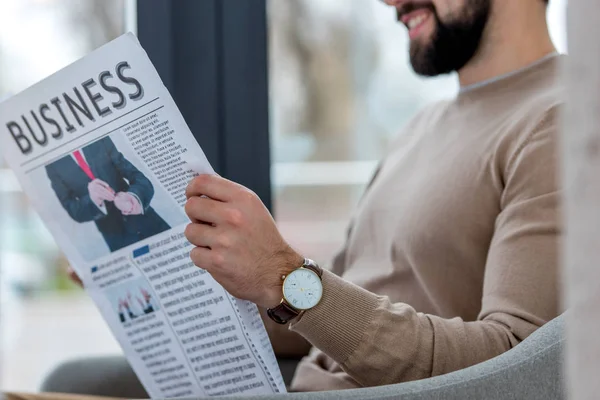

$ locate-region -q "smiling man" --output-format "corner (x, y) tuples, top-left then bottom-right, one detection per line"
(183, 0), (562, 392)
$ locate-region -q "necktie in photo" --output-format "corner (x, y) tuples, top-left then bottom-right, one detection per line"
(73, 150), (96, 180)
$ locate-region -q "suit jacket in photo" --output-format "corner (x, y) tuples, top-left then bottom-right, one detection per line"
(45, 136), (171, 252)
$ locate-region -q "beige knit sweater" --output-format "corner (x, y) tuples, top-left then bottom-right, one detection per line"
(289, 55), (564, 391)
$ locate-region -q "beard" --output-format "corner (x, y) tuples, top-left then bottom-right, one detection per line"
(408, 0), (491, 76)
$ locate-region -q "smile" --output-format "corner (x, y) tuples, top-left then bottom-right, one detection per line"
(401, 9), (432, 39)
(408, 14), (427, 29)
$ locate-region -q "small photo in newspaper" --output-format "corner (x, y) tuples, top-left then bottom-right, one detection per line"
(105, 276), (160, 324)
(28, 133), (188, 261)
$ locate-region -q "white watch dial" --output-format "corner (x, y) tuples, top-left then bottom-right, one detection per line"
(282, 268), (323, 310)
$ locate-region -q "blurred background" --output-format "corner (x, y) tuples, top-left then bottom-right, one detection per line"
(0, 0), (567, 392)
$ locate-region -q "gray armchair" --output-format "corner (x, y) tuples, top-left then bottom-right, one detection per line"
(41, 314), (565, 400)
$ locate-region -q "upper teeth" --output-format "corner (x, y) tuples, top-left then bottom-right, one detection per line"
(408, 14), (426, 29)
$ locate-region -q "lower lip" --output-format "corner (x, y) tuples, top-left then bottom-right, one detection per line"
(408, 13), (431, 40)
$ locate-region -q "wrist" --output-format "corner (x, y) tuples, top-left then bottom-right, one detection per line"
(263, 250), (304, 309)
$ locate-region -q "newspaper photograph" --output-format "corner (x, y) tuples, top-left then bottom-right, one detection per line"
(0, 33), (286, 398)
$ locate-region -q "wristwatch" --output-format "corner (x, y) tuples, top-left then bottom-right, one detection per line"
(267, 258), (324, 324)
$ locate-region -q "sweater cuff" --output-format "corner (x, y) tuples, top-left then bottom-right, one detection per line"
(289, 270), (382, 364)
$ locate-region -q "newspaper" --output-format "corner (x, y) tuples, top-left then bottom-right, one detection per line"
(0, 33), (286, 398)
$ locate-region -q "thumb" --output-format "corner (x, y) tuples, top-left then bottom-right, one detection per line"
(67, 267), (83, 288)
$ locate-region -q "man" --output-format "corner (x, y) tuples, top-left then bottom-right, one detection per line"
(183, 0), (561, 391)
(41, 0), (561, 396)
(46, 136), (170, 254)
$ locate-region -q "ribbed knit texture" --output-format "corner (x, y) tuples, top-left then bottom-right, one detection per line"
(290, 271), (381, 363)
(290, 55), (564, 391)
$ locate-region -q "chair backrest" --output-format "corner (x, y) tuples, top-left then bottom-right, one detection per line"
(218, 314), (566, 400)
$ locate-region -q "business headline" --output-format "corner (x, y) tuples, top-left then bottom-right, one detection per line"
(6, 61), (145, 156)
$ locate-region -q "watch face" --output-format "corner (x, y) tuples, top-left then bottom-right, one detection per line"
(282, 268), (323, 310)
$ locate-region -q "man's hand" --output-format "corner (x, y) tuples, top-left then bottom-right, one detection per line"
(184, 175), (304, 308)
(67, 267), (83, 287)
(114, 192), (143, 215)
(88, 179), (115, 206)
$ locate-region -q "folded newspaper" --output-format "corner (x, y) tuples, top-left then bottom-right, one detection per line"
(0, 33), (286, 398)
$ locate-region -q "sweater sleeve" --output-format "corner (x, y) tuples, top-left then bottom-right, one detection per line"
(289, 110), (561, 387)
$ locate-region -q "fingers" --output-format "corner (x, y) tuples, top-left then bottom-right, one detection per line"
(185, 223), (218, 249)
(97, 186), (115, 200)
(123, 201), (142, 215)
(113, 193), (131, 212)
(184, 196), (224, 224)
(115, 192), (135, 205)
(114, 192), (143, 215)
(90, 180), (116, 201)
(114, 193), (130, 206)
(94, 179), (114, 191)
(67, 267), (84, 288)
(189, 246), (212, 270)
(94, 179), (116, 196)
(190, 246), (226, 272)
(114, 192), (126, 201)
(101, 189), (116, 202)
(186, 174), (242, 202)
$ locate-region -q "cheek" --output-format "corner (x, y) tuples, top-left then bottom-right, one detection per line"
(434, 0), (464, 21)
(432, 0), (449, 14)
(444, 0), (464, 12)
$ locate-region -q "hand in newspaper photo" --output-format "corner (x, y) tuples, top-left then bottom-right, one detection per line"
(44, 136), (171, 256)
(114, 192), (144, 215)
(88, 178), (115, 206)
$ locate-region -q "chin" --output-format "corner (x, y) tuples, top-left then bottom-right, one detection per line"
(409, 39), (432, 62)
(409, 25), (436, 53)
(411, 35), (433, 49)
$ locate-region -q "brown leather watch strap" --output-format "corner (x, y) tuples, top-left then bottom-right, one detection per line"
(267, 301), (300, 325)
(302, 258), (323, 278)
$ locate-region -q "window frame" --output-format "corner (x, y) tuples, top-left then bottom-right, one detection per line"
(137, 0), (272, 210)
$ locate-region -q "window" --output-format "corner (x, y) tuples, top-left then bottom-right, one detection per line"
(0, 0), (129, 390)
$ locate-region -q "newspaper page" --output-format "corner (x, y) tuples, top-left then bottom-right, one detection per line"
(0, 33), (286, 398)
